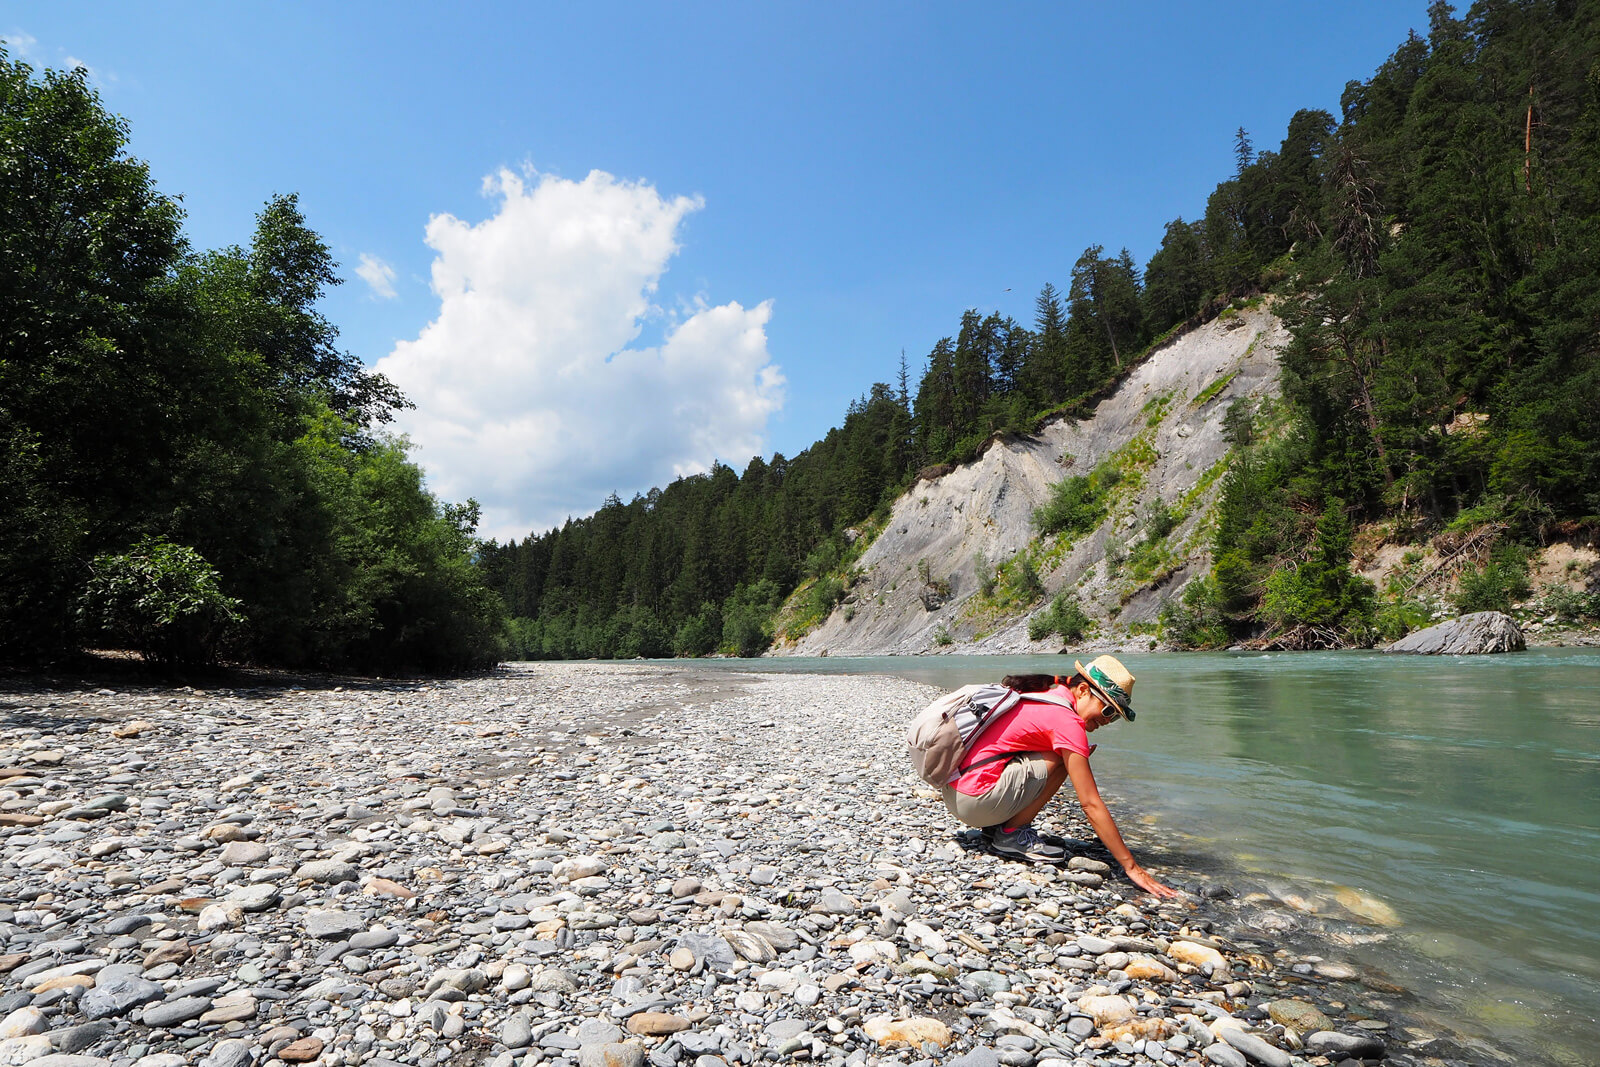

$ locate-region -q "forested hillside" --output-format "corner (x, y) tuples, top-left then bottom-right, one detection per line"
(1, 54), (504, 671)
(480, 254), (1214, 659)
(1166, 0), (1600, 648)
(488, 0), (1600, 657)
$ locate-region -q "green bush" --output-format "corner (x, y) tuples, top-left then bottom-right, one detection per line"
(803, 538), (843, 579)
(79, 537), (243, 665)
(1541, 584), (1599, 623)
(1212, 548), (1256, 612)
(266, 427), (507, 673)
(1034, 465), (1123, 539)
(1140, 500), (1178, 541)
(1028, 592), (1092, 642)
(721, 580), (780, 657)
(1026, 612), (1050, 642)
(933, 626), (953, 646)
(1453, 547), (1531, 614)
(810, 575), (845, 617)
(1103, 535), (1127, 577)
(973, 552), (996, 597)
(1159, 576), (1230, 649)
(1375, 599), (1432, 643)
(723, 609), (769, 657)
(673, 604), (721, 657)
(613, 607), (670, 659)
(1257, 502), (1376, 642)
(505, 616), (541, 660)
(916, 558), (952, 608)
(1005, 556), (1045, 605)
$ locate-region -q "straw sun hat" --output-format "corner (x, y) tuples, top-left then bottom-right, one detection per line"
(1073, 655), (1136, 721)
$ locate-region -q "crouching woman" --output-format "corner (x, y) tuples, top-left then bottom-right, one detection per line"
(940, 655), (1176, 897)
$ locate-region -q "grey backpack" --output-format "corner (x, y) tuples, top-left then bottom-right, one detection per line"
(905, 684), (1072, 787)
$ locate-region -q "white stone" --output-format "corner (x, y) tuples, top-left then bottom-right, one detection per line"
(197, 903), (243, 931)
(0, 1009), (46, 1040)
(0, 1035), (54, 1065)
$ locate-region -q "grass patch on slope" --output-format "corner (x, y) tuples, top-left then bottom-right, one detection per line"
(776, 512), (888, 641)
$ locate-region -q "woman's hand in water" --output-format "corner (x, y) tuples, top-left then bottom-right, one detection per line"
(1123, 861), (1180, 899)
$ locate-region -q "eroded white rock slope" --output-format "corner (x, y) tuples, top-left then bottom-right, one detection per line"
(777, 305), (1286, 656)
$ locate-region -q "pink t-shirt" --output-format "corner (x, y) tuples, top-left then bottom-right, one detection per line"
(951, 684), (1092, 796)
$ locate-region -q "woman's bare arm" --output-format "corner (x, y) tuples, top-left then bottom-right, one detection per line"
(1064, 751), (1178, 898)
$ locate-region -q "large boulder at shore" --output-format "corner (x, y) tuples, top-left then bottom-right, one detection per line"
(1384, 611), (1525, 654)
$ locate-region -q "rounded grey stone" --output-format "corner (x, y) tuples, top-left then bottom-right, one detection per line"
(958, 970), (1011, 997)
(219, 841), (270, 866)
(294, 859), (358, 884)
(948, 1051), (1000, 1067)
(141, 996), (213, 1028)
(578, 1043), (646, 1067)
(1203, 1045), (1247, 1067)
(199, 1038), (254, 1067)
(1304, 1031), (1385, 1058)
(50, 1021), (111, 1055)
(223, 884), (280, 912)
(744, 922), (797, 951)
(501, 1014), (533, 1049)
(676, 1032), (721, 1056)
(348, 929), (399, 953)
(812, 888), (855, 915)
(305, 909), (365, 940)
(576, 1020), (624, 1046)
(79, 975), (165, 1020)
(1219, 1030), (1290, 1067)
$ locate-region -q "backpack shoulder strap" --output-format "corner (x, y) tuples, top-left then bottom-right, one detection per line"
(1017, 692), (1074, 709)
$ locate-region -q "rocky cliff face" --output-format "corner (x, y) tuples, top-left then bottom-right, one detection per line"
(773, 304), (1287, 656)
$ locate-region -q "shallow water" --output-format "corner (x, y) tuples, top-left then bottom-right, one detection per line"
(666, 648), (1600, 1064)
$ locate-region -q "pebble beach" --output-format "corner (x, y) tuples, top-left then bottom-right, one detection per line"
(0, 663), (1469, 1067)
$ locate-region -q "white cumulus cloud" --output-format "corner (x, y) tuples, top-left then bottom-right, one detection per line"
(3, 32), (39, 59)
(375, 167), (784, 542)
(355, 253), (398, 300)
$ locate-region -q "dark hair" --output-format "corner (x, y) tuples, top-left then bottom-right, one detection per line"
(1001, 673), (1088, 693)
(1002, 674), (1057, 693)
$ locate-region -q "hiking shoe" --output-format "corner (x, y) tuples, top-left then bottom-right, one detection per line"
(986, 824), (1067, 864)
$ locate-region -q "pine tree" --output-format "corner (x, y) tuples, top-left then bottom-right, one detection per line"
(1142, 218), (1210, 330)
(1022, 282), (1069, 407)
(914, 338), (958, 463)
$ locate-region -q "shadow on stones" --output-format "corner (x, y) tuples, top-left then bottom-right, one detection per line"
(0, 704), (115, 733)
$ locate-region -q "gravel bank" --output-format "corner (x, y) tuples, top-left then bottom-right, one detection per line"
(0, 664), (1462, 1067)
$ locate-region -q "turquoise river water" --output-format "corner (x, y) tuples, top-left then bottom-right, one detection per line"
(663, 648), (1600, 1065)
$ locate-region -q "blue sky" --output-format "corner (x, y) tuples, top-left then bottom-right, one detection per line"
(7, 2), (1429, 540)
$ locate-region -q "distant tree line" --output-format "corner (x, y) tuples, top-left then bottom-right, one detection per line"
(1, 52), (504, 671)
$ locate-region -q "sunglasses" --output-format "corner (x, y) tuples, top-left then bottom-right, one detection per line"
(1088, 687), (1123, 722)
(1057, 676), (1125, 723)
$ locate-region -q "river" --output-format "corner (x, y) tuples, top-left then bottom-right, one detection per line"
(667, 648), (1600, 1065)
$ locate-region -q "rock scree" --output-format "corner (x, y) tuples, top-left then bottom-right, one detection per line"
(775, 304), (1286, 657)
(0, 663), (1442, 1067)
(1383, 611), (1526, 655)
